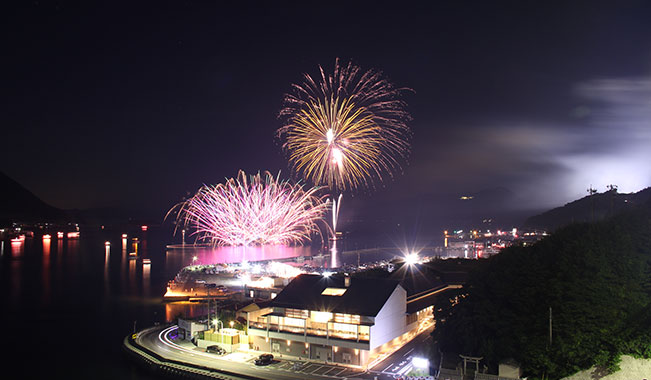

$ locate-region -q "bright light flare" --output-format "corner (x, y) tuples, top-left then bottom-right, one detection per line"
(404, 252), (419, 265)
(412, 357), (429, 369)
(268, 261), (304, 278)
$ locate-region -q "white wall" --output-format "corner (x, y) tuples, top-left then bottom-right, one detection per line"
(369, 285), (407, 350)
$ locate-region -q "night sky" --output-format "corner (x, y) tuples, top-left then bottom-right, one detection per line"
(4, 1), (651, 220)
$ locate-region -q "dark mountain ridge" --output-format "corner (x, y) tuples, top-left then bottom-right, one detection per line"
(524, 187), (651, 231)
(0, 171), (65, 223)
(0, 172), (160, 225)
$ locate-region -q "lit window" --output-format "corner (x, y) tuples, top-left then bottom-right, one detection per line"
(334, 313), (360, 324)
(310, 311), (333, 323)
(321, 287), (347, 296)
(285, 309), (309, 318)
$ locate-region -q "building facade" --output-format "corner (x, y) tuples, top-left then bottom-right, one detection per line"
(247, 274), (410, 367)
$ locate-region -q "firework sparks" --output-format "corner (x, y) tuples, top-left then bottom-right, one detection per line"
(278, 58), (412, 191)
(169, 171), (329, 246)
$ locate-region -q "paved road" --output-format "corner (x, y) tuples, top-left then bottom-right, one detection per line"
(136, 325), (367, 380)
(369, 325), (434, 378)
(135, 324), (435, 380)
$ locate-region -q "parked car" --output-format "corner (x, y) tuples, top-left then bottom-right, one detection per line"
(206, 345), (226, 355)
(254, 354), (274, 366)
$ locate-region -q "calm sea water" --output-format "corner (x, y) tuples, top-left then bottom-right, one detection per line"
(0, 225), (441, 379)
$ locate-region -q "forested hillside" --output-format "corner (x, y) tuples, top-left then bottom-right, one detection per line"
(434, 200), (651, 379)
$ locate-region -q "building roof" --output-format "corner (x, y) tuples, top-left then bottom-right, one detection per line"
(406, 287), (458, 314)
(271, 274), (402, 317)
(237, 299), (273, 313)
(390, 266), (446, 296)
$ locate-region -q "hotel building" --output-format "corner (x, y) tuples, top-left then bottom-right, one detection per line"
(247, 273), (421, 367)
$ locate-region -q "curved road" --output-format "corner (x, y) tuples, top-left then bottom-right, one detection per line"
(135, 324), (434, 380)
(135, 325), (365, 380)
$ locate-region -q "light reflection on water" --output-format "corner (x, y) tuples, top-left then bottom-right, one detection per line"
(330, 239), (339, 268)
(0, 226), (444, 378)
(165, 244), (316, 268)
(1, 228), (443, 332)
(42, 237), (51, 304)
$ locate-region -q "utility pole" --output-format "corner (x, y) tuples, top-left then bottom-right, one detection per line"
(587, 185), (597, 222)
(206, 287), (212, 330)
(549, 307), (553, 347)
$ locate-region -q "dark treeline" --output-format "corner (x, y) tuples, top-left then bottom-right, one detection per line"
(433, 200), (651, 379)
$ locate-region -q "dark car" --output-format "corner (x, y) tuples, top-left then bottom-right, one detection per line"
(254, 354), (274, 366)
(206, 345), (226, 355)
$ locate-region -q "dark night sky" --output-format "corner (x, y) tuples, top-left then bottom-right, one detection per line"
(4, 1), (651, 219)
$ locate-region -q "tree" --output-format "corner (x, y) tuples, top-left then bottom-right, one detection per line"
(434, 200), (651, 379)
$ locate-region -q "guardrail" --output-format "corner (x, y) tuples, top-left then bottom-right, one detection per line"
(123, 329), (265, 380)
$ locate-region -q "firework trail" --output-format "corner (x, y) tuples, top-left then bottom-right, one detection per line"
(278, 58), (412, 191)
(169, 171), (329, 246)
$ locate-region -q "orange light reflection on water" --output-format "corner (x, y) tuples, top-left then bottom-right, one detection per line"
(43, 236), (51, 256)
(11, 240), (23, 257)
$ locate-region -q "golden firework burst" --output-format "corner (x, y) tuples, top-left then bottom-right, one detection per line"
(278, 59), (412, 191)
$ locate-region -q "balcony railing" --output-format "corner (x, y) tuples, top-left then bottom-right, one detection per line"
(249, 322), (369, 342)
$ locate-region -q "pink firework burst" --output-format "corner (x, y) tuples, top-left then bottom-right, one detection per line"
(170, 170), (329, 246)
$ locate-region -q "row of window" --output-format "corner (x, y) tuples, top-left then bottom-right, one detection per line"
(283, 309), (361, 324)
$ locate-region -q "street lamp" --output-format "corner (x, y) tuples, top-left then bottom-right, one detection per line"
(404, 252), (419, 266)
(213, 319), (223, 332)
